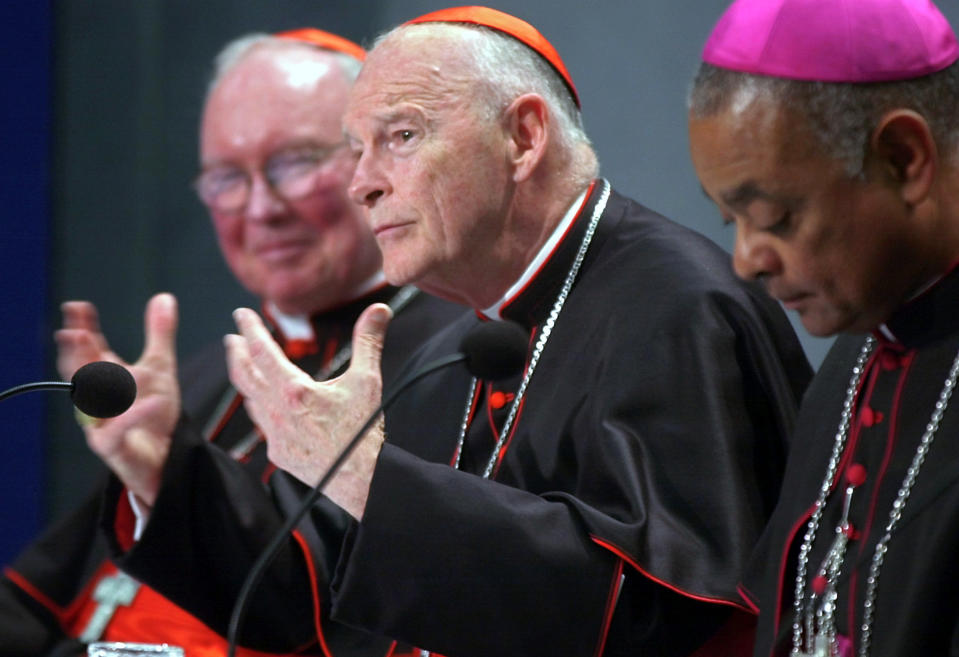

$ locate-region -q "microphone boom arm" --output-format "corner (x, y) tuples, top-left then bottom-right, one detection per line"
(0, 381), (72, 402)
(226, 351), (466, 656)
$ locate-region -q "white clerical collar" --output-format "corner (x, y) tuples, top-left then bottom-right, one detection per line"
(482, 186), (590, 320)
(266, 270), (388, 340)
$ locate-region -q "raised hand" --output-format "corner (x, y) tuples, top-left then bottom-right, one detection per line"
(54, 293), (181, 508)
(55, 300), (117, 380)
(225, 303), (392, 520)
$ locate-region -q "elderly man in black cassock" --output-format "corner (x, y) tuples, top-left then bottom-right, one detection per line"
(0, 29), (460, 657)
(689, 0), (959, 655)
(215, 7), (812, 656)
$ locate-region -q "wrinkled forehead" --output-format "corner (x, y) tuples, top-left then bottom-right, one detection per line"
(689, 97), (830, 196)
(344, 27), (477, 128)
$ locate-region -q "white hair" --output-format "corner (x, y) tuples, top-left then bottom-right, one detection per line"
(204, 33), (362, 102)
(373, 22), (599, 184)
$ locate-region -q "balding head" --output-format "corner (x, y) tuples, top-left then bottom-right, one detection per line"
(341, 21), (598, 308)
(367, 22), (597, 181)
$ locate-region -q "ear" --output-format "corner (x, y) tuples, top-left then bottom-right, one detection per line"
(870, 110), (937, 206)
(503, 93), (549, 183)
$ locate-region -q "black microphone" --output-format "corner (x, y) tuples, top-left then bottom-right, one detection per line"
(0, 361), (137, 418)
(226, 319), (528, 656)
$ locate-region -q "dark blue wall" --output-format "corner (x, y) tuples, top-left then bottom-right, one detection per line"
(0, 2), (52, 565)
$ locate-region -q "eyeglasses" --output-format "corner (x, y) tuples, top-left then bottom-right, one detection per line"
(194, 142), (347, 213)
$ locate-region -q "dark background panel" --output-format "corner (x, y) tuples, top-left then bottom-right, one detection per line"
(0, 0), (52, 567)
(8, 0), (958, 564)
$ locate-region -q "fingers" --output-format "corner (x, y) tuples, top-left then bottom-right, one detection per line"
(61, 300), (110, 353)
(223, 331), (256, 397)
(54, 328), (106, 379)
(61, 301), (101, 332)
(350, 303), (393, 376)
(231, 307), (305, 383)
(141, 293), (178, 370)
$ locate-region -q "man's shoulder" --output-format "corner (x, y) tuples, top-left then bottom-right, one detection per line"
(594, 188), (757, 304)
(607, 188), (733, 271)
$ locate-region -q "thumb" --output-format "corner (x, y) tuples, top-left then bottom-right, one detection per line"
(142, 292), (178, 368)
(350, 303), (393, 376)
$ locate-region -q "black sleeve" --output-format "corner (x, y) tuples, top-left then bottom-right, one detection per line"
(0, 478), (111, 657)
(100, 417), (322, 651)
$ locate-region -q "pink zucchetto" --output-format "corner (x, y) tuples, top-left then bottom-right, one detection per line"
(702, 0), (959, 82)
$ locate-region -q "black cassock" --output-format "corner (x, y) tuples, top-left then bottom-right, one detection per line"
(4, 182), (811, 657)
(745, 262), (959, 657)
(91, 182), (809, 656)
(326, 182), (811, 657)
(0, 286), (462, 657)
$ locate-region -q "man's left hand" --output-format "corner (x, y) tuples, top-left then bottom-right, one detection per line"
(225, 303), (392, 520)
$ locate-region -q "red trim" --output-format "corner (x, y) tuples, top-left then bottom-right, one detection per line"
(489, 328), (536, 478)
(98, 579), (309, 656)
(6, 561), (124, 638)
(591, 558), (624, 657)
(497, 181), (595, 318)
(291, 529), (333, 657)
(769, 348), (881, 651)
(830, 350), (882, 490)
(5, 566), (68, 620)
(736, 583), (760, 614)
(847, 348), (915, 648)
(322, 338), (338, 366)
(260, 304), (319, 360)
(590, 536), (750, 612)
(260, 461), (279, 483)
(854, 349), (914, 546)
(113, 491), (138, 553)
(283, 339), (320, 360)
(274, 28), (366, 62)
(63, 562), (123, 638)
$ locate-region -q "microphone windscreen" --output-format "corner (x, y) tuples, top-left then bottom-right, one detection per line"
(70, 361), (137, 418)
(459, 320), (528, 381)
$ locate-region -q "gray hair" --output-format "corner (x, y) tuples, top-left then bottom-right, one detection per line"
(205, 32), (363, 103)
(688, 61), (959, 176)
(375, 23), (599, 183)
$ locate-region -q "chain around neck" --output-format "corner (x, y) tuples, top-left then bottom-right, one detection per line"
(791, 336), (959, 657)
(452, 180), (611, 479)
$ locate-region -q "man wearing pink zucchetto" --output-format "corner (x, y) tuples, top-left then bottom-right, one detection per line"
(689, 0), (959, 655)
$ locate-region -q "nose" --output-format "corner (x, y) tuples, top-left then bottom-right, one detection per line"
(732, 223), (781, 281)
(348, 150), (388, 208)
(243, 172), (286, 223)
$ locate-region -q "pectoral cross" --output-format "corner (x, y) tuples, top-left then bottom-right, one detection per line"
(796, 634), (832, 657)
(78, 571), (141, 642)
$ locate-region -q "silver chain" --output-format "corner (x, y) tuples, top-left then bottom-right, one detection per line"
(791, 338), (873, 656)
(791, 337), (959, 657)
(857, 343), (959, 656)
(452, 181), (610, 479)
